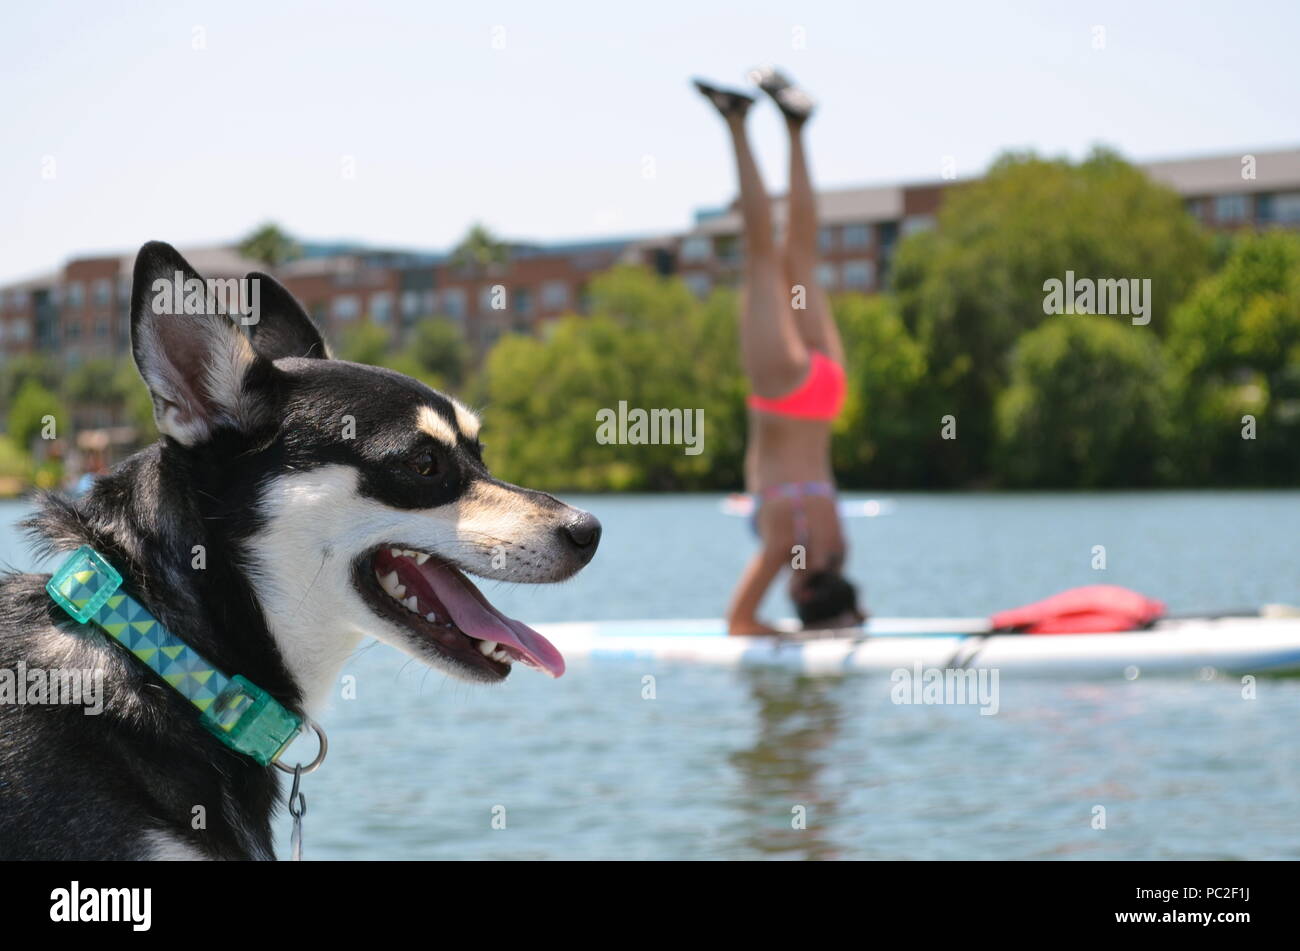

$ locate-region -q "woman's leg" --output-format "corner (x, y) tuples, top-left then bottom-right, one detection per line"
(722, 112), (808, 397)
(782, 116), (844, 366)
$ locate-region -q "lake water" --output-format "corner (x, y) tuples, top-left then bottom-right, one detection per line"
(2, 491), (1298, 859)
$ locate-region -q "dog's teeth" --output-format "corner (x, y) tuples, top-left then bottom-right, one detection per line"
(378, 571), (400, 594)
(390, 548), (403, 558)
(392, 584), (406, 599)
(404, 595), (419, 612)
(491, 649), (512, 664)
(415, 552), (430, 565)
(425, 612), (439, 623)
(478, 640), (498, 656)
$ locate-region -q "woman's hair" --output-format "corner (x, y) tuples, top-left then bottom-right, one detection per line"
(792, 569), (863, 628)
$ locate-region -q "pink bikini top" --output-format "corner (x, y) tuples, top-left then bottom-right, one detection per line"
(747, 351), (846, 421)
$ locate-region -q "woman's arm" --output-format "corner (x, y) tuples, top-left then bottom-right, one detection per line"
(726, 545), (787, 636)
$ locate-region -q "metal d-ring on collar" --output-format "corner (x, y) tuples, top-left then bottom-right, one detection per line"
(274, 716), (329, 775)
(277, 716), (328, 861)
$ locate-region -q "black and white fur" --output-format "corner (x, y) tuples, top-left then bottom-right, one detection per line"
(0, 242), (600, 860)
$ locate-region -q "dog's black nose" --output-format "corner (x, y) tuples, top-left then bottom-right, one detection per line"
(560, 512), (601, 560)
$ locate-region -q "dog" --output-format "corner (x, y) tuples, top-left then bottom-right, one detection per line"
(0, 242), (600, 859)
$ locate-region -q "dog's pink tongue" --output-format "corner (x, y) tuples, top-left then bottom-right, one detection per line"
(423, 564), (565, 678)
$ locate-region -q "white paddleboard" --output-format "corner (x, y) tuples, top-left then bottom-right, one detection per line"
(534, 616), (1300, 678)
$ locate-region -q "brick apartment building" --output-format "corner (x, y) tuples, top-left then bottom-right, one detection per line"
(272, 238), (649, 353)
(3, 146), (1298, 368)
(663, 147), (1300, 300)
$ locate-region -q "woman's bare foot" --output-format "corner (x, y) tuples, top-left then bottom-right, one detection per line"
(747, 65), (815, 123)
(693, 78), (755, 120)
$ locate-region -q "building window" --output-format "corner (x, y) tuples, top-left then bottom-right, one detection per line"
(818, 227), (836, 253)
(13, 289), (28, 310)
(901, 215), (935, 236)
(66, 321), (82, 340)
(118, 276), (131, 303)
(842, 260), (875, 290)
(370, 292), (393, 324)
(680, 235), (712, 262)
(332, 295), (360, 321)
(400, 290), (422, 320)
(95, 316), (111, 339)
(540, 280), (569, 311)
(842, 224), (872, 248)
(1268, 192), (1300, 223)
(1214, 194), (1249, 222)
(514, 287), (533, 317)
(13, 320), (30, 341)
(682, 272), (712, 298)
(440, 288), (466, 320)
(422, 291), (436, 316)
(93, 278), (112, 307)
(66, 282), (84, 309)
(816, 263), (837, 289)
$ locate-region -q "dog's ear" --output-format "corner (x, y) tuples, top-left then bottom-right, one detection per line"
(244, 271), (331, 361)
(130, 241), (275, 446)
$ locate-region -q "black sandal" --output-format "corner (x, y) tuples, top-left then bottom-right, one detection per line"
(692, 78), (755, 119)
(747, 65), (815, 122)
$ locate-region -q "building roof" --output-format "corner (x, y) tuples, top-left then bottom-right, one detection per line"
(115, 245), (266, 279)
(686, 146), (1300, 235)
(1141, 146), (1300, 196)
(690, 184), (906, 237)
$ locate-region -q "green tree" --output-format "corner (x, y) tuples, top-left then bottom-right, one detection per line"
(892, 147), (1210, 484)
(450, 224), (509, 275)
(831, 294), (930, 486)
(0, 434), (33, 488)
(0, 353), (59, 408)
(337, 322), (392, 366)
(479, 267), (746, 491)
(993, 318), (1168, 487)
(113, 361), (157, 439)
(238, 223), (301, 267)
(1165, 231), (1300, 484)
(65, 357), (122, 404)
(404, 317), (471, 388)
(7, 379), (67, 450)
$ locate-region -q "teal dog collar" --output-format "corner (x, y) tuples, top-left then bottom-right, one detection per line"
(47, 545), (305, 767)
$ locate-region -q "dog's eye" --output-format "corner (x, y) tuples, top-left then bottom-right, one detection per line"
(405, 449), (440, 478)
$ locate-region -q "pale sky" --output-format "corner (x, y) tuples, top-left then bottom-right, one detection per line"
(2, 0), (1297, 283)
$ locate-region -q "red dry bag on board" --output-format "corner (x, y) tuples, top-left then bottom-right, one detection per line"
(989, 585), (1166, 635)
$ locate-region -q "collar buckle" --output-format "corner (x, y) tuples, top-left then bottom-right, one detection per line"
(46, 545), (123, 623)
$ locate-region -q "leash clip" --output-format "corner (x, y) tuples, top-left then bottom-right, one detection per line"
(275, 717), (327, 862)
